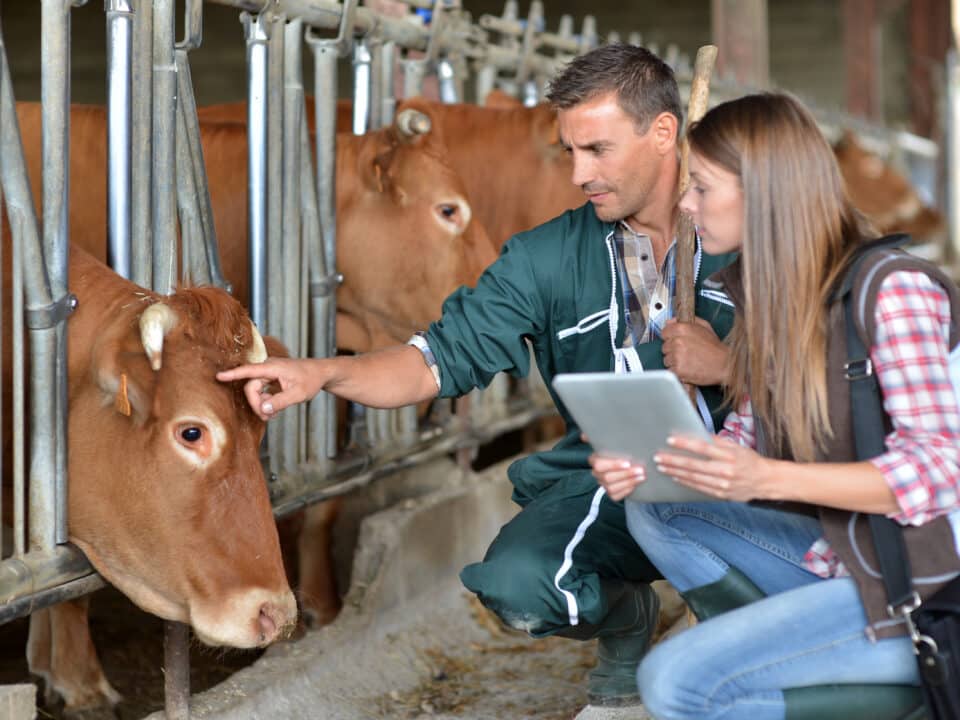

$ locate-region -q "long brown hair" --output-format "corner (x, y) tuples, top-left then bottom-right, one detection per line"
(689, 93), (868, 461)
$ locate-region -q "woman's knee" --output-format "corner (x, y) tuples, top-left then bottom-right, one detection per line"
(638, 638), (703, 720)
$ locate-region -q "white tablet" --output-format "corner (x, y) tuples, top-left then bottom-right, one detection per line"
(552, 370), (718, 503)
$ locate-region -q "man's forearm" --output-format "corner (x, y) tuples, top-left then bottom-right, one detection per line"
(322, 344), (440, 408)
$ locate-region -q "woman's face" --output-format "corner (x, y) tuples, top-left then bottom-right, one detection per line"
(679, 152), (744, 255)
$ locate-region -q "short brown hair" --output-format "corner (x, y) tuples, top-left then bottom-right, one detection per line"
(546, 44), (682, 131)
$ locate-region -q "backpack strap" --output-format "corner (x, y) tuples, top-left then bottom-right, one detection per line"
(839, 235), (951, 617)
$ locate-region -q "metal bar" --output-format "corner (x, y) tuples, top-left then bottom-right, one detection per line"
(39, 0), (72, 551)
(206, 0), (564, 76)
(305, 22), (346, 463)
(0, 572), (104, 626)
(368, 38), (383, 130)
(244, 12), (269, 330)
(437, 57), (459, 103)
(12, 215), (25, 558)
(131, 0), (154, 289)
(352, 39), (371, 134)
(280, 17), (303, 472)
(266, 12), (285, 472)
(400, 55), (427, 99)
(175, 50), (228, 289)
(163, 621), (191, 720)
(173, 58), (208, 287)
(380, 40), (396, 125)
(106, 0), (134, 279)
(151, 0), (177, 294)
(0, 545), (97, 609)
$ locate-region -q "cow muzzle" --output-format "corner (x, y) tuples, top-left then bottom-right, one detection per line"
(190, 586), (298, 648)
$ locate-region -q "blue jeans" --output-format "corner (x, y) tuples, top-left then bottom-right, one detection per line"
(625, 501), (919, 720)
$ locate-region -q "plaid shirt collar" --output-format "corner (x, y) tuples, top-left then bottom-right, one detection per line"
(612, 220), (677, 347)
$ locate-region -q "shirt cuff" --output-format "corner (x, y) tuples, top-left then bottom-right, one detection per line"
(407, 332), (441, 391)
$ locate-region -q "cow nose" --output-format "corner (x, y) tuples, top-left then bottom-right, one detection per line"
(257, 597), (297, 644)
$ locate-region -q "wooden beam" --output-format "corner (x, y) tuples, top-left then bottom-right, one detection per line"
(909, 0), (951, 137)
(710, 0), (769, 88)
(843, 0), (881, 121)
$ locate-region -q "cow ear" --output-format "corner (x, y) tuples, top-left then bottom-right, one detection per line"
(94, 343), (154, 423)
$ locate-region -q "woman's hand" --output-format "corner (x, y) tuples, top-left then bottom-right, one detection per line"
(589, 453), (647, 501)
(654, 435), (776, 502)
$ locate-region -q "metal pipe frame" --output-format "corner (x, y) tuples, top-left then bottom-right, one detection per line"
(351, 38), (372, 135)
(39, 0), (73, 551)
(280, 17), (304, 472)
(305, 3), (351, 463)
(175, 49), (229, 289)
(151, 0), (177, 294)
(130, 0), (154, 289)
(243, 12), (269, 331)
(265, 12), (285, 473)
(106, 0), (134, 280)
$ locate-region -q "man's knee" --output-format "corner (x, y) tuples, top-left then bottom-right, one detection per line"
(460, 544), (569, 634)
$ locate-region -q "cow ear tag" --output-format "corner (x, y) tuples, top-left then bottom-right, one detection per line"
(115, 373), (132, 417)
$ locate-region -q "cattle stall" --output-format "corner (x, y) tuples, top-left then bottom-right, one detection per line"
(0, 1), (951, 718)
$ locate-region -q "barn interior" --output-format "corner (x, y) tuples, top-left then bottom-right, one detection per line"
(0, 2), (955, 719)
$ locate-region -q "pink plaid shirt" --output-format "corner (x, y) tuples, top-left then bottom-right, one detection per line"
(720, 270), (960, 577)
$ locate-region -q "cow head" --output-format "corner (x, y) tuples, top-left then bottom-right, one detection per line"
(335, 109), (498, 351)
(67, 279), (296, 649)
(834, 131), (944, 241)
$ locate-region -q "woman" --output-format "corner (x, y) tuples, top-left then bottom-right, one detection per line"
(591, 92), (960, 719)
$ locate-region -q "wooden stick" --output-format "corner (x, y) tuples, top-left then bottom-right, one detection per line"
(674, 45), (718, 398)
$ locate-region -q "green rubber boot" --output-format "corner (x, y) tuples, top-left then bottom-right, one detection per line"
(557, 581), (661, 707)
(680, 566), (765, 621)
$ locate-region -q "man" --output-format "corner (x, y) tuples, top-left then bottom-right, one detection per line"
(219, 45), (736, 711)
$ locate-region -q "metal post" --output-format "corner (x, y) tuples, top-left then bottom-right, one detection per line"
(39, 0), (73, 550)
(151, 0), (177, 294)
(368, 37), (383, 130)
(306, 0), (353, 463)
(163, 621), (190, 720)
(265, 12), (285, 472)
(380, 39), (396, 125)
(243, 12), (269, 331)
(280, 18), (303, 471)
(106, 0), (133, 279)
(437, 57), (459, 103)
(131, 0), (153, 288)
(352, 39), (372, 134)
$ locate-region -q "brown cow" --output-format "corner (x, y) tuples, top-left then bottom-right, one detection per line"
(3, 239), (297, 712)
(200, 96), (586, 250)
(834, 130), (944, 241)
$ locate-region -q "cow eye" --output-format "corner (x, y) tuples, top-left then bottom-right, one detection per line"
(181, 426), (203, 443)
(438, 204), (457, 218)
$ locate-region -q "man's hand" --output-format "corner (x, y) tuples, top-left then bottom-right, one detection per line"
(661, 317), (729, 386)
(217, 357), (328, 421)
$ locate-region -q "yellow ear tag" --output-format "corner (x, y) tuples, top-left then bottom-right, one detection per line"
(115, 373), (132, 417)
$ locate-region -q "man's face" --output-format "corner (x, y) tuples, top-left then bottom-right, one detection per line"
(558, 92), (666, 224)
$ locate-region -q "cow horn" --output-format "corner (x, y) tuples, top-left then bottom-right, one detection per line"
(139, 303), (179, 371)
(248, 321), (267, 364)
(395, 109), (431, 140)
